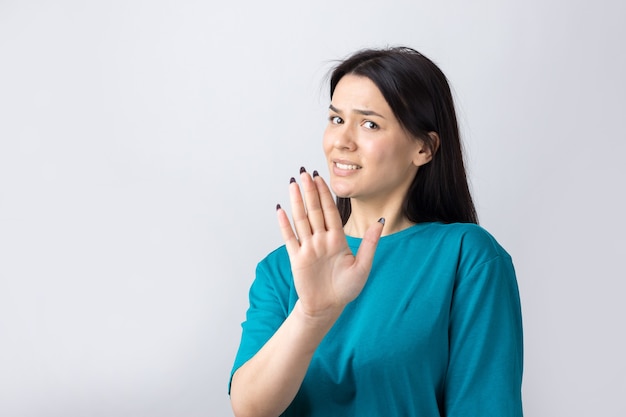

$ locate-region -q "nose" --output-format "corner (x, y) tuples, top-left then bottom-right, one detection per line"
(333, 125), (356, 151)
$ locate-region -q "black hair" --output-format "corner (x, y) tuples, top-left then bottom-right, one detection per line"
(329, 47), (478, 225)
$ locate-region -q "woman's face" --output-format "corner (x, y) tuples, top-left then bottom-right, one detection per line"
(323, 74), (431, 207)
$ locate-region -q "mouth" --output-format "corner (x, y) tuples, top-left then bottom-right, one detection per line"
(334, 161), (362, 170)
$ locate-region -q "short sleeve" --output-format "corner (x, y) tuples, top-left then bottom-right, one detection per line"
(228, 248), (292, 394)
(444, 252), (524, 416)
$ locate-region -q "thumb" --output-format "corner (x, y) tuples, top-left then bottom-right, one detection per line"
(353, 217), (385, 273)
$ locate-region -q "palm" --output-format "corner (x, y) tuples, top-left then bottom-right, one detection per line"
(277, 170), (383, 317)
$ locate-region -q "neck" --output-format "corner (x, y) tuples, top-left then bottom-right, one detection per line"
(343, 199), (415, 238)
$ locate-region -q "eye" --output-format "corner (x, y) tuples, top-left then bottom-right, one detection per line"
(329, 115), (344, 125)
(363, 120), (379, 130)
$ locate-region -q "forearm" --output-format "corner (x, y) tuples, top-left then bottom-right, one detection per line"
(230, 300), (342, 417)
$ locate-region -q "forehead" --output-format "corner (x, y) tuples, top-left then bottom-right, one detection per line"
(331, 75), (391, 113)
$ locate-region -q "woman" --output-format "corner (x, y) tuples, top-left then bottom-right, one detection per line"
(229, 47), (523, 417)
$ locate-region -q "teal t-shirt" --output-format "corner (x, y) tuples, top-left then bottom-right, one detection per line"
(231, 222), (523, 416)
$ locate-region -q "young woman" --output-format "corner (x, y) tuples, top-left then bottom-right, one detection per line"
(229, 47), (523, 417)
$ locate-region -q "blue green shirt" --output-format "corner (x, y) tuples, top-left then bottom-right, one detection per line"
(231, 222), (523, 416)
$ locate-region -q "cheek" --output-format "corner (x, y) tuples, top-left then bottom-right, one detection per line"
(359, 141), (387, 164)
(366, 143), (412, 171)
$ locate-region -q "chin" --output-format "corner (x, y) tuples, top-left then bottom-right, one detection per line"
(329, 178), (357, 199)
(331, 188), (353, 199)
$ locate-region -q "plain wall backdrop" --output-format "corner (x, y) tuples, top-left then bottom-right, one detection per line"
(1, 0), (625, 415)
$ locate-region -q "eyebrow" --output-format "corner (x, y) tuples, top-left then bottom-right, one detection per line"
(329, 104), (385, 119)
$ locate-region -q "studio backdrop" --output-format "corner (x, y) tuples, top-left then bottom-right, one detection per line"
(1, 1), (625, 416)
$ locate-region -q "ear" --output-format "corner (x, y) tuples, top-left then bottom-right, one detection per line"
(412, 131), (440, 167)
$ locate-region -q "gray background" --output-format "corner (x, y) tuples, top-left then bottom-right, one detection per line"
(1, 0), (625, 416)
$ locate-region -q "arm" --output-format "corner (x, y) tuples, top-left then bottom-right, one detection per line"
(230, 170), (383, 417)
(445, 252), (524, 416)
(230, 300), (339, 417)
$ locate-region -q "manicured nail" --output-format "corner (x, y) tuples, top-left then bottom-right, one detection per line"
(378, 217), (385, 225)
(276, 203), (281, 210)
(312, 170), (319, 177)
(300, 166), (306, 174)
(290, 177), (296, 184)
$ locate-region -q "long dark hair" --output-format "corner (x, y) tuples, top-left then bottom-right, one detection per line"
(329, 47), (478, 225)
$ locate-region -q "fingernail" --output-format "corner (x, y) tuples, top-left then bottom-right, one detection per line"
(276, 203), (281, 210)
(300, 166), (306, 174)
(378, 217), (385, 225)
(312, 170), (319, 177)
(290, 177), (296, 183)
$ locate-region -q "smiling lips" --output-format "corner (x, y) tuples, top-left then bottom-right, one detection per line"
(335, 161), (361, 170)
(332, 160), (362, 177)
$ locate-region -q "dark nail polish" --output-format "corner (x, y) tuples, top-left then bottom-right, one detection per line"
(290, 177), (296, 184)
(312, 170), (319, 177)
(300, 166), (306, 174)
(378, 217), (385, 225)
(276, 203), (281, 210)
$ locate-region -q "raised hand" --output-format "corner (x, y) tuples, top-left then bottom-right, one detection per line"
(276, 168), (384, 320)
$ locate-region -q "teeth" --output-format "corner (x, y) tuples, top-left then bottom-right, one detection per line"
(336, 162), (360, 170)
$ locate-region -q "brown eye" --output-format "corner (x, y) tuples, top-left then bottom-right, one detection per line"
(363, 121), (379, 130)
(330, 116), (344, 124)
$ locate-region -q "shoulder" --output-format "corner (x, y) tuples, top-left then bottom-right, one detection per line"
(426, 222), (513, 275)
(429, 222), (509, 256)
(258, 244), (290, 268)
(245, 245), (294, 312)
(254, 245), (293, 287)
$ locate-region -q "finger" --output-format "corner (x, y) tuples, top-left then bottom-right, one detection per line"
(300, 169), (325, 233)
(276, 204), (300, 256)
(353, 218), (385, 274)
(313, 174), (344, 231)
(289, 177), (312, 240)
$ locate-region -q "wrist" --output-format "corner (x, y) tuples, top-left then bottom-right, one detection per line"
(292, 300), (343, 331)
